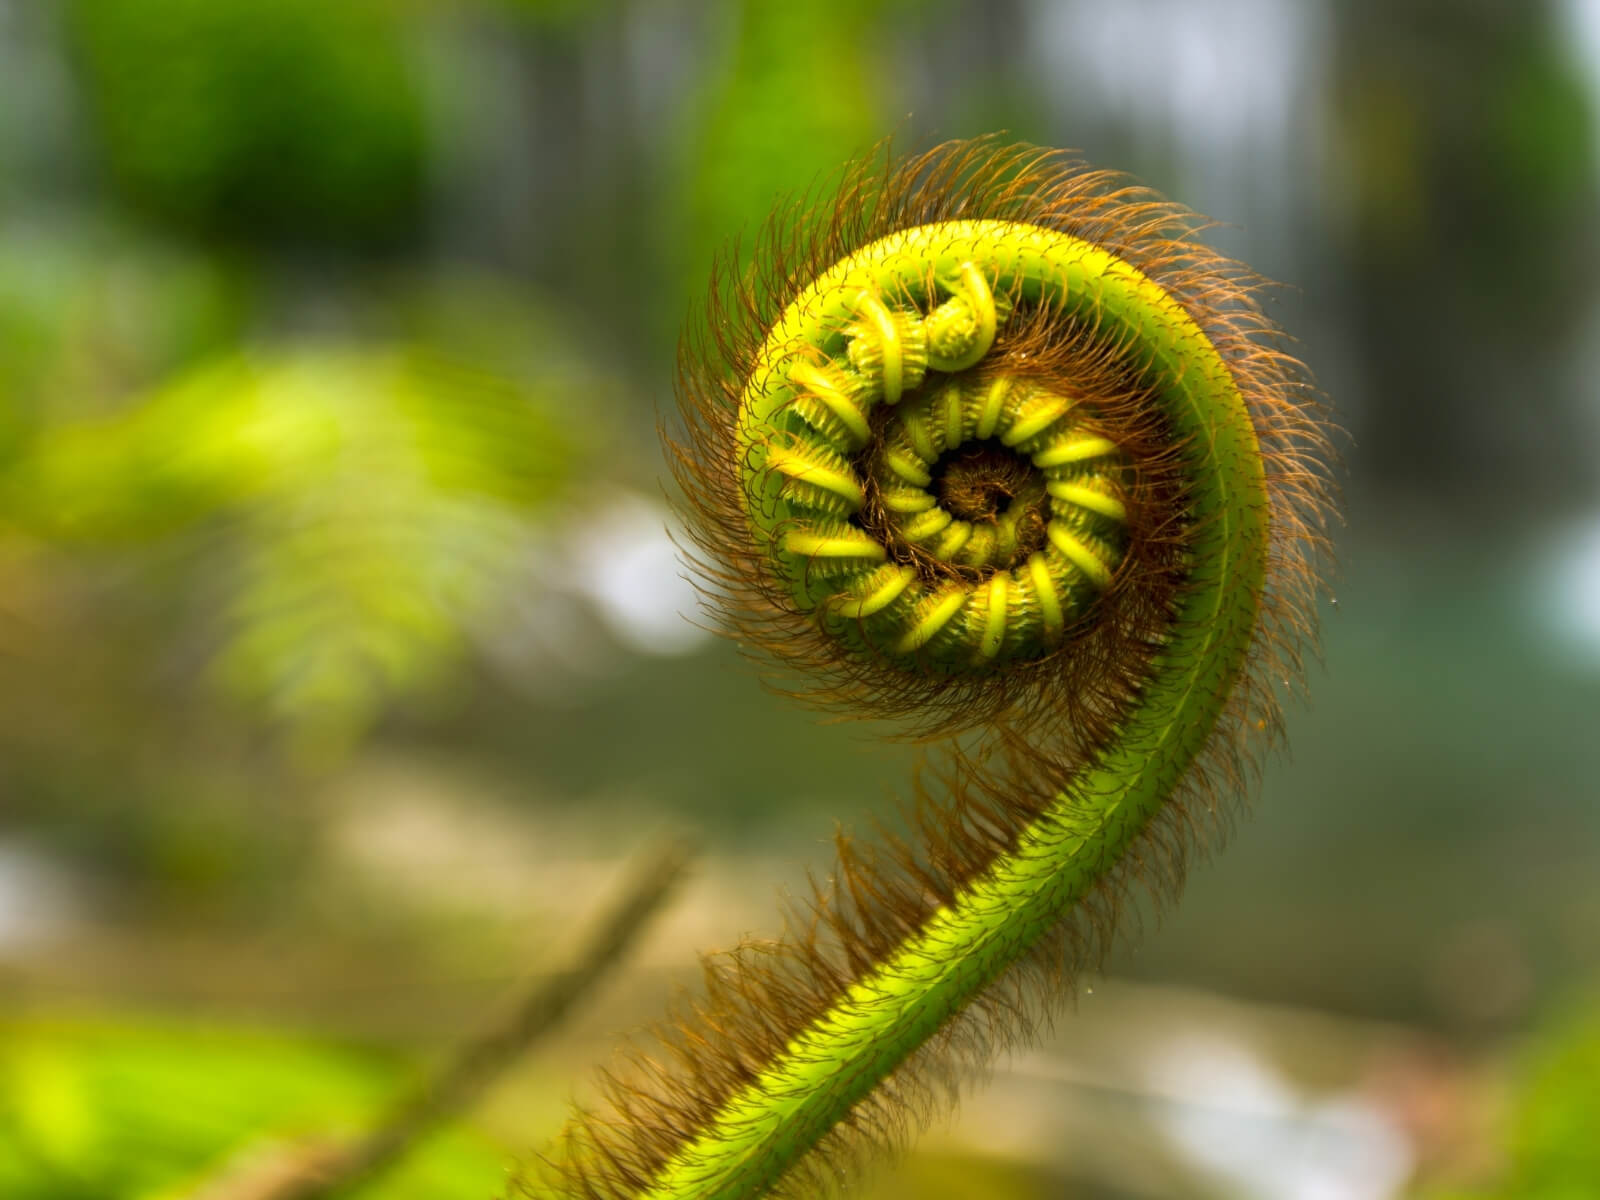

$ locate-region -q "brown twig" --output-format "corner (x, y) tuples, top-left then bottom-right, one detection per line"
(192, 836), (695, 1200)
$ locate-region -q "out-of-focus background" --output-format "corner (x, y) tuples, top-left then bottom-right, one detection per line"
(2, 1), (1598, 1197)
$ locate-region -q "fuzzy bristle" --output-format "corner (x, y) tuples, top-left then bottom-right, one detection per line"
(520, 136), (1337, 1200)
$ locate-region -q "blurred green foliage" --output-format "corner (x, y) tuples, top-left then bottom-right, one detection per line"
(1427, 1002), (1600, 1200)
(67, 0), (427, 249)
(679, 0), (885, 282)
(0, 228), (251, 462)
(3, 346), (583, 753)
(0, 1016), (508, 1200)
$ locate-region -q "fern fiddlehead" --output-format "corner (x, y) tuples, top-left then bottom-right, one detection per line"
(527, 139), (1335, 1200)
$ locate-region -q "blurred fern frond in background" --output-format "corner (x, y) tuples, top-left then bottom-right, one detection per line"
(2, 344), (591, 755)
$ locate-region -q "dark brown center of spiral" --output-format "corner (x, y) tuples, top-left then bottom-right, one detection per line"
(930, 442), (1049, 565)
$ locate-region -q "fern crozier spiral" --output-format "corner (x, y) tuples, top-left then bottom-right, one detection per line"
(527, 137), (1335, 1200)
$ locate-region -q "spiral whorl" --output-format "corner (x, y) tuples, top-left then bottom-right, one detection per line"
(538, 139), (1336, 1200)
(743, 251), (1131, 674)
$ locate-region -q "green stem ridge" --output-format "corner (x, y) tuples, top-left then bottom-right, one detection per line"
(526, 139), (1333, 1200)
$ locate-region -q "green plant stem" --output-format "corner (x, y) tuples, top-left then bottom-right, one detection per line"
(646, 222), (1268, 1200)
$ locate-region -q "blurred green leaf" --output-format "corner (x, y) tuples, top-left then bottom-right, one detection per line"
(67, 0), (427, 249)
(1424, 1001), (1600, 1200)
(2, 346), (592, 755)
(0, 1016), (508, 1200)
(672, 0), (889, 308)
(0, 227), (251, 462)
